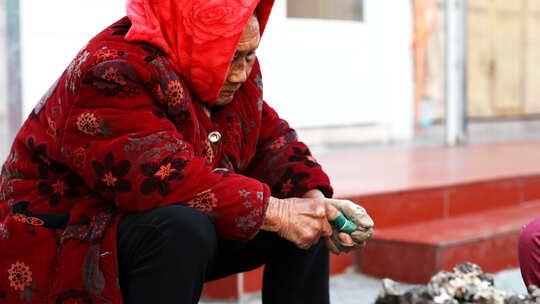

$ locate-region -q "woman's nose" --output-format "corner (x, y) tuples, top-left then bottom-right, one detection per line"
(228, 60), (248, 84)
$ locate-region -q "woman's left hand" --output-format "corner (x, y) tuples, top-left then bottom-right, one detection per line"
(325, 199), (374, 254)
(302, 190), (357, 253)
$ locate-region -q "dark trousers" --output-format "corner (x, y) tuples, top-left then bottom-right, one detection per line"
(117, 205), (330, 304)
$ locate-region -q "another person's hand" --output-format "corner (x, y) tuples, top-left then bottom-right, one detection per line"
(261, 196), (337, 249)
(325, 199), (374, 254)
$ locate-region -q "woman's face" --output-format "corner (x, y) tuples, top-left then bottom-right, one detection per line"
(215, 15), (261, 106)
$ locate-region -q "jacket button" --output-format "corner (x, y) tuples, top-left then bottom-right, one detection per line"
(208, 131), (222, 143)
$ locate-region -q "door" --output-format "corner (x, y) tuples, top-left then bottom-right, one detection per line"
(467, 0), (540, 118)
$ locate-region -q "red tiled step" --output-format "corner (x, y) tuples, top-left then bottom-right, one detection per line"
(319, 141), (540, 200)
(348, 175), (540, 229)
(318, 141), (540, 229)
(201, 176), (540, 300)
(202, 174), (540, 300)
(202, 275), (239, 300)
(358, 200), (540, 284)
(202, 141), (540, 299)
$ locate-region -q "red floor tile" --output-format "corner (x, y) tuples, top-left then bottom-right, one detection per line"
(523, 176), (540, 202)
(330, 251), (356, 275)
(358, 201), (540, 283)
(447, 179), (522, 217)
(373, 201), (540, 245)
(355, 188), (446, 228)
(440, 233), (519, 273)
(202, 275), (238, 300)
(317, 140), (540, 199)
(358, 240), (438, 284)
(244, 267), (264, 293)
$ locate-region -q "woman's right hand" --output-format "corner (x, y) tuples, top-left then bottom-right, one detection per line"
(261, 196), (339, 249)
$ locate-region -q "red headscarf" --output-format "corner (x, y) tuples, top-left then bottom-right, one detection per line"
(125, 0), (274, 105)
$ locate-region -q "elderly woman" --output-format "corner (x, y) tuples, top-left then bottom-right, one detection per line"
(0, 0), (373, 303)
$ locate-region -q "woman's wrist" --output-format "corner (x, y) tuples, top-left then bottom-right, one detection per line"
(303, 189), (325, 199)
(260, 197), (283, 232)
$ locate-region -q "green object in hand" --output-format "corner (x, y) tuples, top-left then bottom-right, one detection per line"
(330, 214), (357, 234)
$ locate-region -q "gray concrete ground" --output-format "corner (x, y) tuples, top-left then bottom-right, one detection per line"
(201, 268), (526, 304)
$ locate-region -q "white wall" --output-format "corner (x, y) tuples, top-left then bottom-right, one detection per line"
(20, 0), (414, 141)
(20, 0), (125, 117)
(0, 0), (9, 161)
(258, 0), (415, 140)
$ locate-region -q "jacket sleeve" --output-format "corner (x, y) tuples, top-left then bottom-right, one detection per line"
(244, 101), (333, 199)
(60, 59), (269, 240)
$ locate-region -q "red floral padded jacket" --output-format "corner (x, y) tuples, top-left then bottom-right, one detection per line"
(0, 18), (332, 303)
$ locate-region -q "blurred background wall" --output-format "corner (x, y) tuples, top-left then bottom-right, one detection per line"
(259, 0), (414, 142)
(15, 0), (415, 153)
(4, 0), (540, 162)
(0, 0), (9, 159)
(20, 0), (125, 117)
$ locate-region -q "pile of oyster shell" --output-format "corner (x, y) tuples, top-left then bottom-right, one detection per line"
(375, 263), (540, 304)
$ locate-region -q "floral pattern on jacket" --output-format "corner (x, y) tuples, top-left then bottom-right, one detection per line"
(0, 17), (332, 303)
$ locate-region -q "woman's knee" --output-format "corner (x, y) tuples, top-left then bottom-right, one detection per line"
(154, 205), (217, 253)
(519, 218), (540, 288)
(121, 205), (218, 262)
(520, 218), (540, 254)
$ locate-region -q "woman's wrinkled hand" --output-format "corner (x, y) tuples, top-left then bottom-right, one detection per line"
(325, 199), (375, 254)
(302, 189), (356, 252)
(261, 196), (337, 249)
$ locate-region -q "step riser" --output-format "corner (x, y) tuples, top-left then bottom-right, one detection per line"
(203, 175), (540, 299)
(359, 231), (521, 284)
(351, 175), (540, 229)
(203, 275), (239, 300)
